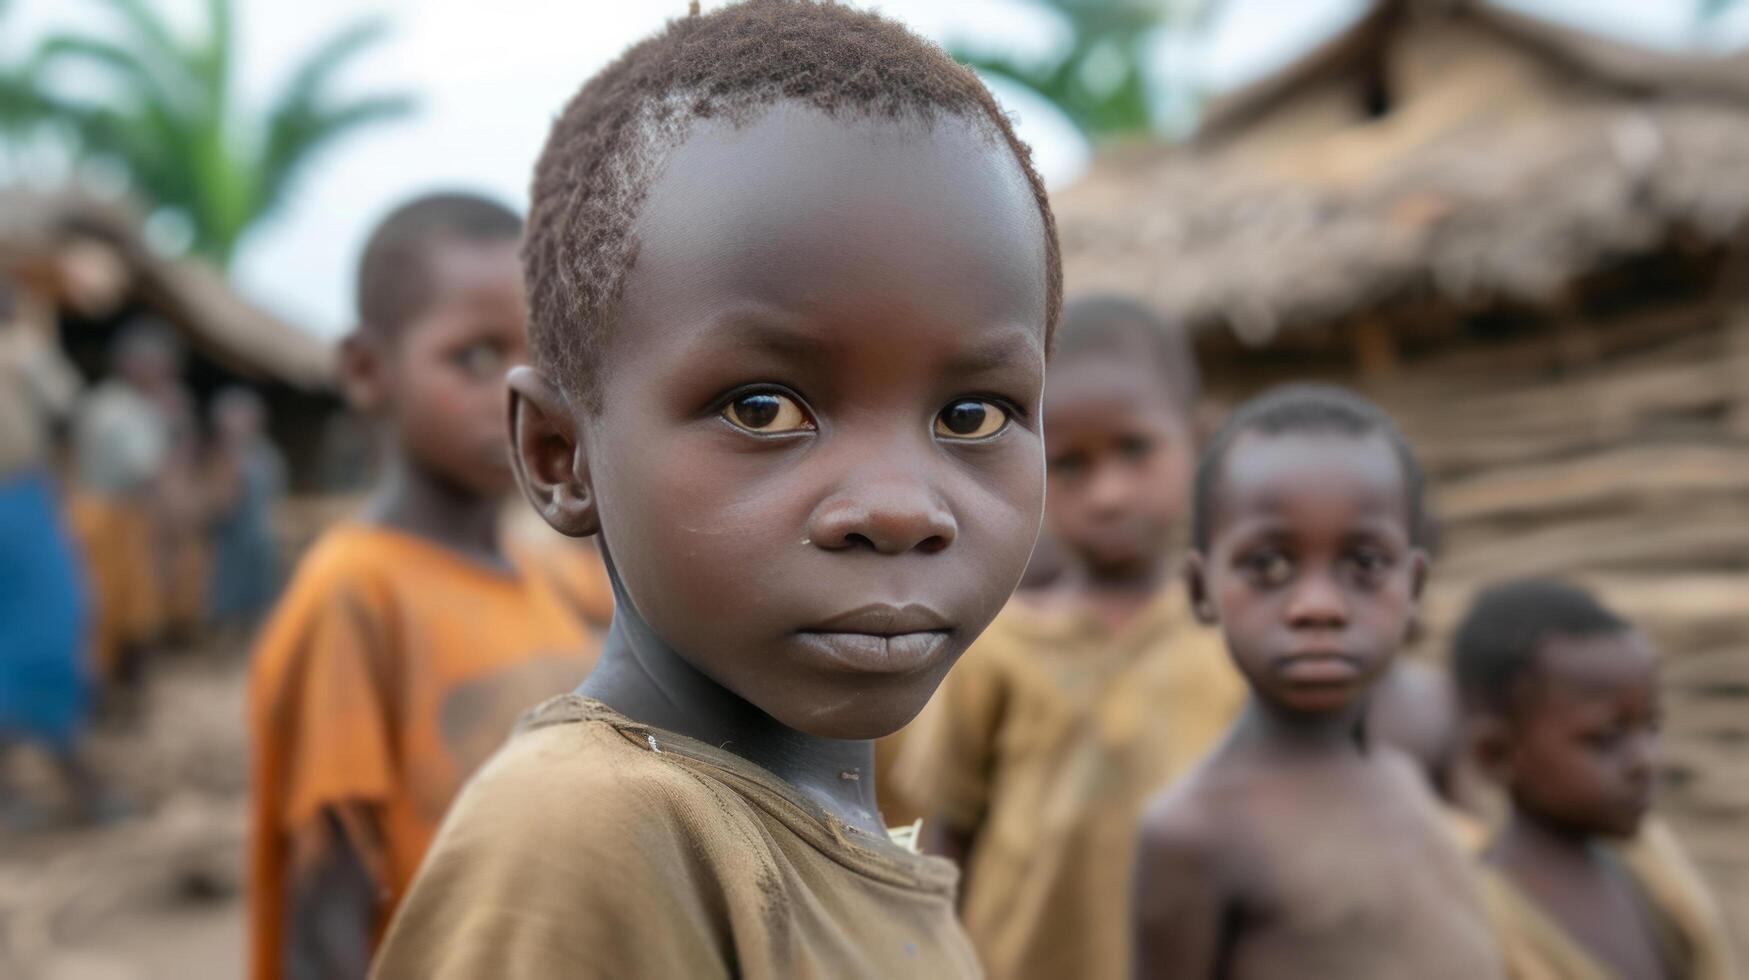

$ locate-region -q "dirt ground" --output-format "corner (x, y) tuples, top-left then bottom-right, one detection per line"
(2, 638), (1744, 977)
(1, 647), (247, 980)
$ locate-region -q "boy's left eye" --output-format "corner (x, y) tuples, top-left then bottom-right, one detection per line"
(453, 343), (505, 380)
(935, 399), (1009, 440)
(722, 391), (814, 434)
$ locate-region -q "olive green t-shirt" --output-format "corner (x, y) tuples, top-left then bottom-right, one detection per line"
(371, 695), (980, 979)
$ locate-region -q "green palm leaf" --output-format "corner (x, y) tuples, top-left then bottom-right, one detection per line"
(32, 0), (412, 266)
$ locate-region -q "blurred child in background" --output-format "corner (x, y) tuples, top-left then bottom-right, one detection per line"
(893, 295), (1243, 980)
(152, 383), (211, 645)
(246, 192), (601, 980)
(1133, 385), (1501, 980)
(206, 386), (286, 636)
(1453, 579), (1736, 980)
(0, 275), (112, 824)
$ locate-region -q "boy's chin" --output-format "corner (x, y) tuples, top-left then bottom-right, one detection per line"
(765, 685), (935, 742)
(1591, 805), (1650, 840)
(1261, 683), (1369, 718)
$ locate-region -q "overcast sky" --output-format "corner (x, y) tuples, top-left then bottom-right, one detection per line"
(7, 0), (1747, 338)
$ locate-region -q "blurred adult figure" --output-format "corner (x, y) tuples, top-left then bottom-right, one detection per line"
(0, 276), (110, 823)
(70, 320), (177, 694)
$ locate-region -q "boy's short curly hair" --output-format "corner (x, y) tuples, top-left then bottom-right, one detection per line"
(524, 0), (1062, 409)
(1191, 384), (1427, 552)
(1054, 295), (1200, 412)
(356, 191), (522, 337)
(1451, 578), (1630, 717)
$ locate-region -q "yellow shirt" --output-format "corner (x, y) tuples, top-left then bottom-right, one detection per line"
(893, 587), (1245, 980)
(247, 524), (600, 980)
(1482, 818), (1737, 980)
(372, 695), (981, 980)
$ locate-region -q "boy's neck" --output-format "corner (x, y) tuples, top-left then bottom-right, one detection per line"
(368, 452), (506, 569)
(1064, 551), (1176, 630)
(1234, 695), (1371, 759)
(1492, 806), (1607, 873)
(581, 566), (886, 838)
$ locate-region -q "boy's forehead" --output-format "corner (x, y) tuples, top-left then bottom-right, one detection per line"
(1216, 431), (1409, 527)
(1533, 630), (1659, 700)
(1046, 353), (1185, 408)
(616, 102), (1047, 346)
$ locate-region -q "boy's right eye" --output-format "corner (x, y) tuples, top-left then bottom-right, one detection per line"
(1240, 549), (1295, 588)
(721, 391), (814, 435)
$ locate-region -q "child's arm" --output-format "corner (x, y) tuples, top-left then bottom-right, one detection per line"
(1132, 800), (1229, 980)
(282, 804), (383, 980)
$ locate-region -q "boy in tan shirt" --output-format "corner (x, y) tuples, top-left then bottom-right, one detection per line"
(892, 296), (1243, 980)
(371, 2), (1062, 976)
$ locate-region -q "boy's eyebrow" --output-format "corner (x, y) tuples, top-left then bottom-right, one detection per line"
(944, 327), (1045, 376)
(714, 314), (833, 358)
(699, 311), (1045, 373)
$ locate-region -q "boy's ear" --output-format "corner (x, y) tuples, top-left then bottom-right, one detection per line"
(1184, 551), (1218, 625)
(1408, 548), (1430, 601)
(1467, 715), (1514, 786)
(338, 332), (387, 414)
(508, 366), (597, 537)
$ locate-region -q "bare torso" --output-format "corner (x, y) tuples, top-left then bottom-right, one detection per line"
(1137, 740), (1503, 980)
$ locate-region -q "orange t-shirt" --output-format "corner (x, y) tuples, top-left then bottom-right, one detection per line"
(246, 523), (605, 980)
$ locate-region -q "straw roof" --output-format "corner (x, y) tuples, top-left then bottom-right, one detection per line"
(0, 187), (333, 389)
(1054, 1), (1749, 345)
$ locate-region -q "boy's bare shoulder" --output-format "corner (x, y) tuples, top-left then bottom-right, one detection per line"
(1137, 748), (1255, 870)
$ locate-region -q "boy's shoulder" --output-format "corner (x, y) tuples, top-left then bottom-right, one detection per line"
(1137, 751), (1244, 864)
(290, 521), (427, 587)
(464, 694), (730, 825)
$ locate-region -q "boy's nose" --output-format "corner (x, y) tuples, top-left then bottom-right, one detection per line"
(1623, 731), (1659, 782)
(1285, 569), (1349, 627)
(1084, 460), (1138, 515)
(806, 479), (957, 555)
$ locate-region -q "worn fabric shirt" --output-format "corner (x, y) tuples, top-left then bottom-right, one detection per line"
(1482, 818), (1738, 980)
(247, 524), (602, 980)
(0, 327), (81, 481)
(66, 492), (161, 677)
(892, 587), (1245, 980)
(371, 695), (982, 980)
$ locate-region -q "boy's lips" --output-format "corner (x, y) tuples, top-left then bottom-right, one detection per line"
(795, 604), (955, 675)
(1275, 652), (1364, 684)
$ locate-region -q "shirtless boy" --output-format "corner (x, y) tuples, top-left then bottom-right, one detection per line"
(1132, 384), (1502, 980)
(1454, 579), (1736, 980)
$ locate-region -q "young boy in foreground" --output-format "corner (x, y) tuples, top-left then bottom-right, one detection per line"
(1453, 579), (1736, 980)
(892, 295), (1243, 980)
(1132, 385), (1502, 980)
(369, 3), (1060, 977)
(247, 193), (599, 980)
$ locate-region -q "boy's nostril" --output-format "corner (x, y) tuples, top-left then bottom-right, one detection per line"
(844, 532), (876, 551)
(916, 535), (948, 555)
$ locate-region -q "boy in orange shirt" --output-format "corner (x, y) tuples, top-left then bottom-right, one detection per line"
(246, 192), (600, 980)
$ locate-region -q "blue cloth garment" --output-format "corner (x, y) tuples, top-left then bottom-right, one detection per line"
(0, 470), (91, 750)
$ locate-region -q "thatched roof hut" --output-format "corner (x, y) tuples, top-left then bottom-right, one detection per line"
(0, 187), (347, 487)
(1060, 0), (1749, 355)
(1056, 0), (1749, 941)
